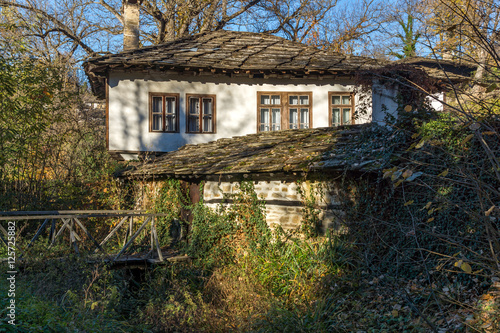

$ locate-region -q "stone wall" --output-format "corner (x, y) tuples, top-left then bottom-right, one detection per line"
(203, 179), (344, 232)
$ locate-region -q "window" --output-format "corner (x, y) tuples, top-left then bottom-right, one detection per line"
(149, 93), (179, 132)
(329, 92), (354, 126)
(186, 94), (216, 133)
(257, 92), (312, 132)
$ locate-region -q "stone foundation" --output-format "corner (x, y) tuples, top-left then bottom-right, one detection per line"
(203, 180), (344, 231)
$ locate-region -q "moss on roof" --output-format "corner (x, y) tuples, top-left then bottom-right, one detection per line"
(119, 124), (392, 180)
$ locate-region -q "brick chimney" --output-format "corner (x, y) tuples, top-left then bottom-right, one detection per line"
(123, 0), (140, 51)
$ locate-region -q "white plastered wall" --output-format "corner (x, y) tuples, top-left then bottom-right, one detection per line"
(108, 71), (372, 154)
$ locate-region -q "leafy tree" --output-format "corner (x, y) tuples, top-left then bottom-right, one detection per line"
(387, 14), (420, 58)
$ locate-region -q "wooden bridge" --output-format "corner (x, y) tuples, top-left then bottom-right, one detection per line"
(0, 210), (189, 267)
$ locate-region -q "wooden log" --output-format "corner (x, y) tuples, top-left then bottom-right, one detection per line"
(114, 217), (151, 261)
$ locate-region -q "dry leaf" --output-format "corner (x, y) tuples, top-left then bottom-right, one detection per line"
(485, 205), (495, 216)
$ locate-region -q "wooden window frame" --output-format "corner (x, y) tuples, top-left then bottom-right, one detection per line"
(185, 94), (217, 134)
(328, 92), (355, 127)
(257, 92), (313, 132)
(149, 92), (180, 133)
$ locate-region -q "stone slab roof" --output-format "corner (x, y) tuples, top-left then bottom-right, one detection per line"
(119, 125), (390, 180)
(394, 57), (476, 81)
(84, 30), (384, 98)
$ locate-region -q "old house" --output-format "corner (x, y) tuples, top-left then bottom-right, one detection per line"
(83, 29), (404, 160)
(83, 4), (473, 231)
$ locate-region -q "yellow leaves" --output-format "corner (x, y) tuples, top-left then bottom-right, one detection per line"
(402, 169), (413, 179)
(383, 167), (423, 187)
(461, 134), (474, 146)
(438, 169), (449, 177)
(427, 217), (435, 222)
(42, 89), (53, 98)
(393, 179), (404, 188)
(383, 167), (397, 179)
(415, 139), (425, 149)
(424, 202), (432, 210)
(404, 105), (412, 112)
(404, 200), (414, 206)
(454, 260), (472, 274)
(482, 131), (496, 136)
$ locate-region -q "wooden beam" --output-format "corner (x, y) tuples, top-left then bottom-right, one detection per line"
(27, 219), (49, 249)
(114, 216), (151, 261)
(94, 216), (130, 253)
(73, 217), (105, 254)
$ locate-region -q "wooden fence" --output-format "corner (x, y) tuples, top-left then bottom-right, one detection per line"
(0, 210), (180, 264)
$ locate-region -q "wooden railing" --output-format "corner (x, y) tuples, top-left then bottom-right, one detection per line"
(0, 210), (176, 264)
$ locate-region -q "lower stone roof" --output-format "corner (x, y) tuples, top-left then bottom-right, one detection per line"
(118, 125), (391, 180)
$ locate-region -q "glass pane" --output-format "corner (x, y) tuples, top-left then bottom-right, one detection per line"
(189, 116), (199, 132)
(332, 108), (340, 126)
(271, 108), (280, 131)
(289, 95), (298, 105)
(289, 108), (298, 129)
(260, 108), (270, 131)
(203, 99), (212, 115)
(165, 97), (175, 114)
(300, 95), (309, 105)
(152, 97), (162, 114)
(260, 108), (269, 123)
(332, 95), (341, 105)
(152, 114), (162, 131)
(261, 95), (270, 105)
(166, 115), (175, 131)
(271, 95), (280, 105)
(203, 116), (212, 132)
(342, 95), (351, 105)
(189, 97), (199, 114)
(343, 108), (351, 124)
(300, 108), (309, 128)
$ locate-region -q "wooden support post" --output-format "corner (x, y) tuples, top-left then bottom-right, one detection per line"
(129, 216), (133, 236)
(94, 216), (129, 254)
(27, 219), (49, 249)
(70, 221), (79, 255)
(49, 219), (56, 244)
(0, 230), (8, 247)
(1, 222), (26, 259)
(152, 221), (164, 262)
(150, 217), (154, 253)
(123, 216), (133, 247)
(0, 224), (8, 246)
(114, 216), (151, 261)
(73, 217), (105, 253)
(50, 218), (81, 247)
